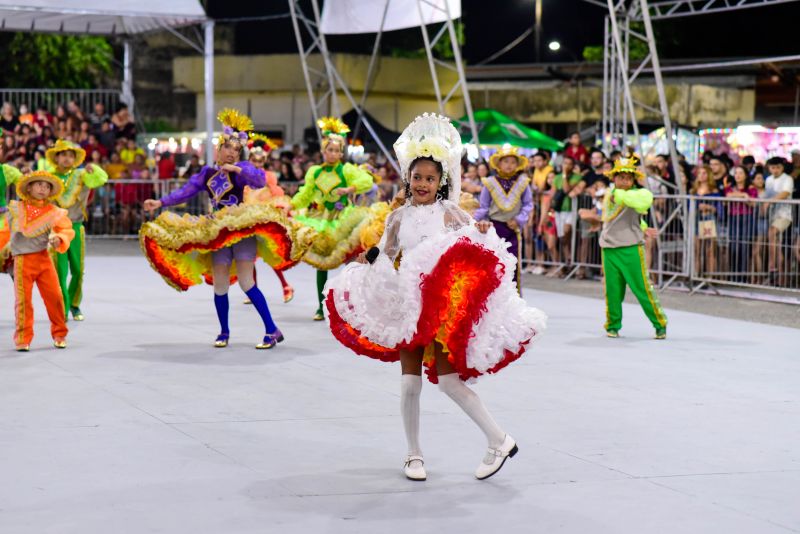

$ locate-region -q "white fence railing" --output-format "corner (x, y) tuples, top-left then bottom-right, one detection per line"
(523, 193), (800, 294)
(0, 89), (122, 115)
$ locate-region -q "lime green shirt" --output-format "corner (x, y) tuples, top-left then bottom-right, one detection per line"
(291, 162), (373, 210)
(553, 172), (582, 212)
(0, 164), (22, 209)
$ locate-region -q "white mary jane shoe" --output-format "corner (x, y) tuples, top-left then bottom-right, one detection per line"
(403, 455), (427, 481)
(475, 435), (518, 480)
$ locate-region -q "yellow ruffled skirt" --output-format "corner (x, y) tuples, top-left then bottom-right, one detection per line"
(139, 203), (315, 291)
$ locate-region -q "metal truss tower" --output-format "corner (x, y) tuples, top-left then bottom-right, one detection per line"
(288, 0), (478, 171)
(595, 0), (799, 194)
(589, 0), (799, 289)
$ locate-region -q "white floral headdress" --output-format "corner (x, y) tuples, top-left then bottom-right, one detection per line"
(393, 113), (463, 199)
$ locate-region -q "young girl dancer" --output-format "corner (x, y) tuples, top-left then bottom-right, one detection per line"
(325, 113), (547, 481)
(290, 117), (374, 321)
(141, 109), (311, 349)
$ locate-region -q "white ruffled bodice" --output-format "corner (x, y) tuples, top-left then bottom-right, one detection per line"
(379, 200), (472, 261)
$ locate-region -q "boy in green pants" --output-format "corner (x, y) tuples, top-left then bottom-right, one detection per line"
(47, 140), (109, 321)
(600, 155), (667, 339)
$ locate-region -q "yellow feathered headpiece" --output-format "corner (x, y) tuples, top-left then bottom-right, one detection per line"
(317, 116), (349, 150)
(217, 108), (254, 148)
(489, 145), (529, 178)
(605, 153), (645, 180)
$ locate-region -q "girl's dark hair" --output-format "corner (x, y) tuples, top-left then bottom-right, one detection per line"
(406, 156), (449, 201)
(731, 164), (752, 189)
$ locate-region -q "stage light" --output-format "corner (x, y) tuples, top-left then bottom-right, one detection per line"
(548, 41), (561, 52)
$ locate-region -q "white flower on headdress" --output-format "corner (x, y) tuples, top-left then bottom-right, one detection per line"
(394, 112), (463, 199)
(404, 139), (450, 167)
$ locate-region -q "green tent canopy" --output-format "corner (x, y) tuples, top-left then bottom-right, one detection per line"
(453, 109), (564, 152)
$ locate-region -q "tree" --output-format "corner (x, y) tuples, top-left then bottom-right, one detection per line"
(0, 33), (113, 89)
(390, 21), (465, 61)
(582, 21), (668, 63)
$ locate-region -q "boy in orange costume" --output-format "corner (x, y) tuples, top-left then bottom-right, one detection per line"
(3, 171), (75, 351)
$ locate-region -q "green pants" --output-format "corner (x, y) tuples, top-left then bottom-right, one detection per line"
(602, 244), (667, 332)
(56, 222), (85, 314)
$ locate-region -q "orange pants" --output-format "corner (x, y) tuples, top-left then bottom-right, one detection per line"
(14, 250), (68, 346)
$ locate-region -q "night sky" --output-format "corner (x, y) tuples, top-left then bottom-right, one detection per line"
(205, 0), (800, 63)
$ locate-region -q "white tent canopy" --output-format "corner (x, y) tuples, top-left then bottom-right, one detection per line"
(320, 0), (460, 34)
(0, 1), (206, 34)
(0, 0), (215, 163)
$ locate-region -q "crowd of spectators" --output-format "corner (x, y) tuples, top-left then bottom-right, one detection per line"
(460, 133), (800, 289)
(0, 100), (137, 170)
(2, 103), (798, 287)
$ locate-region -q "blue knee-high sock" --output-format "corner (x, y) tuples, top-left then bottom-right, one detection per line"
(244, 286), (277, 333)
(214, 293), (230, 335)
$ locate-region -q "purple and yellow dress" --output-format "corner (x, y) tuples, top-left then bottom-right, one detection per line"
(139, 162), (314, 291)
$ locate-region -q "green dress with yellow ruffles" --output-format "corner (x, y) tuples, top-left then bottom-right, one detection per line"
(0, 164), (23, 270)
(291, 162), (374, 270)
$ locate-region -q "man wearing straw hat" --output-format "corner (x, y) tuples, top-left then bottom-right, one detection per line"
(46, 139), (108, 321)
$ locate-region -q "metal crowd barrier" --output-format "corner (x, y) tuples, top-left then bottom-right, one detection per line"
(521, 192), (600, 278)
(685, 195), (800, 292)
(84, 179), (201, 237)
(0, 89), (121, 117)
(520, 193), (800, 294)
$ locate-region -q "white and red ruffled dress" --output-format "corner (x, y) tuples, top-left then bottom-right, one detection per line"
(325, 199), (547, 383)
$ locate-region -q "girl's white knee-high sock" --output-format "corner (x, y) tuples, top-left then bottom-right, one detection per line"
(401, 374), (423, 456)
(438, 373), (505, 449)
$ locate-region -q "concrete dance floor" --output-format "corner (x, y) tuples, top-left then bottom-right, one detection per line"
(0, 252), (798, 533)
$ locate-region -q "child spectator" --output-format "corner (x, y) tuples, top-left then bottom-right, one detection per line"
(157, 151), (177, 179)
(18, 105), (34, 126)
(564, 132), (588, 165)
(530, 151), (553, 193)
(120, 139), (144, 165)
(764, 157), (794, 284)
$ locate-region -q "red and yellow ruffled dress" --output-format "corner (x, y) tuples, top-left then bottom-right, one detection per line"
(139, 162), (315, 291)
(325, 200), (547, 383)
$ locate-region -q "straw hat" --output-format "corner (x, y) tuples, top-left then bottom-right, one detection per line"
(45, 139), (86, 168)
(604, 154), (645, 180)
(489, 145), (528, 177)
(16, 170), (64, 201)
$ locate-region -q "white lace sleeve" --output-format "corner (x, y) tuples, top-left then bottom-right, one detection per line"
(378, 207), (403, 262)
(442, 200), (474, 231)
